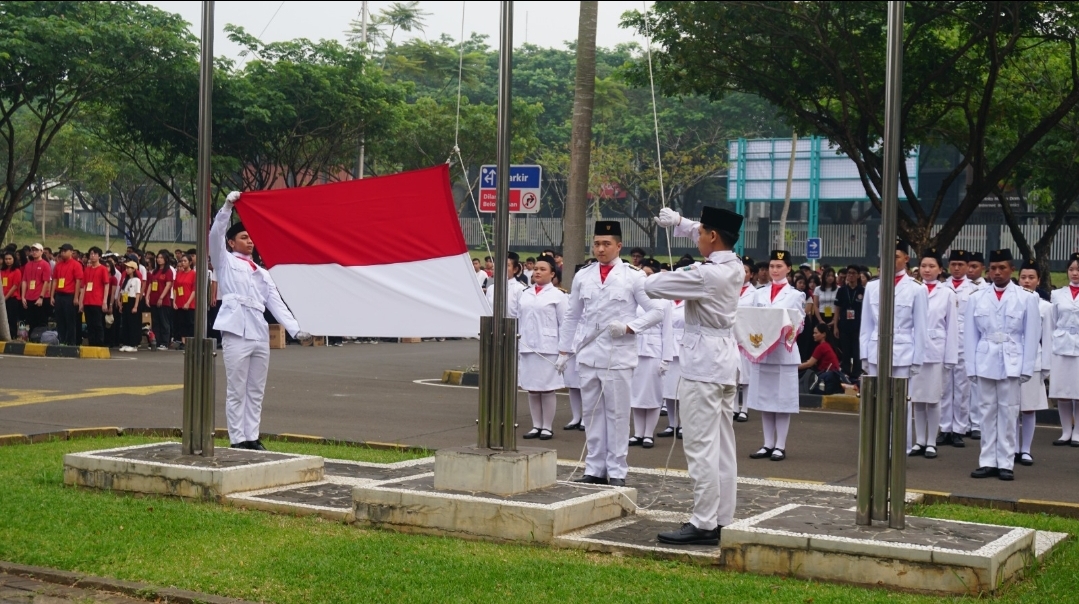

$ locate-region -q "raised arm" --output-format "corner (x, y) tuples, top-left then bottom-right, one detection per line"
(644, 265), (708, 301)
(629, 276), (664, 334)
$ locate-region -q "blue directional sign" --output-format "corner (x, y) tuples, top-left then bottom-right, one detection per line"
(479, 164), (542, 213)
(806, 237), (822, 260)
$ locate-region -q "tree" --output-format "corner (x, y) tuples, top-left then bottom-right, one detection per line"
(564, 1), (599, 289)
(0, 1), (196, 243)
(626, 1), (1079, 254)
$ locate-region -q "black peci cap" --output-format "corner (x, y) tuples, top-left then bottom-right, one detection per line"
(699, 206), (744, 238)
(922, 247), (944, 265)
(896, 238), (910, 253)
(595, 221), (622, 237)
(1020, 258), (1039, 272)
(741, 255), (754, 266)
(948, 249), (968, 263)
(226, 222), (246, 240)
(770, 250), (792, 266)
(988, 249), (1013, 263)
(971, 252), (985, 264)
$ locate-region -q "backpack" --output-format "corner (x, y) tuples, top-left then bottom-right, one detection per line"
(39, 330), (60, 346)
(810, 370), (849, 395)
(29, 326), (46, 343)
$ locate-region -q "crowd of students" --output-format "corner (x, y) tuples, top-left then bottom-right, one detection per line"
(2, 242), (211, 352)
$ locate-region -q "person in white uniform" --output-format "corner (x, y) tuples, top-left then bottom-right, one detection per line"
(966, 248), (1040, 481)
(648, 205), (744, 546)
(555, 221), (664, 487)
(658, 295), (686, 438)
(939, 249), (978, 448)
(560, 261), (595, 432)
(966, 251), (988, 440)
(735, 255), (756, 423)
(859, 239), (927, 380)
(213, 192), (310, 450)
(747, 250), (805, 462)
(1015, 259), (1051, 466)
(517, 256), (567, 441)
(629, 268), (674, 449)
(908, 248), (957, 459)
(485, 251), (528, 317)
(1049, 253), (1079, 447)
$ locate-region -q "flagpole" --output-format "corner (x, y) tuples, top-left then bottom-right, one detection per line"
(183, 0), (217, 457)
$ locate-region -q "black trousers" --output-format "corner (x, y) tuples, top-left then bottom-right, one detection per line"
(84, 306), (105, 347)
(122, 301), (142, 348)
(150, 305), (173, 348)
(5, 297), (19, 339)
(838, 324), (861, 380)
(53, 293), (77, 345)
(173, 308), (194, 343)
(104, 306), (120, 348)
(23, 299), (49, 331)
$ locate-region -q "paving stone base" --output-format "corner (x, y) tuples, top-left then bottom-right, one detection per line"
(63, 442), (323, 500)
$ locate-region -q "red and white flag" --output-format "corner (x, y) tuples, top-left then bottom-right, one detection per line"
(235, 165), (488, 338)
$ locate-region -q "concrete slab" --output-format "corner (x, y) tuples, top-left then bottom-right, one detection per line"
(721, 504), (1035, 595)
(354, 473), (635, 543)
(63, 442), (323, 500)
(434, 446), (556, 495)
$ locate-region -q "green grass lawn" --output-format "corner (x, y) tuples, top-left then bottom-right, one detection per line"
(0, 436), (1075, 603)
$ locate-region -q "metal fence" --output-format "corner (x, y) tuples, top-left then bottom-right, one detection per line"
(71, 211), (199, 243)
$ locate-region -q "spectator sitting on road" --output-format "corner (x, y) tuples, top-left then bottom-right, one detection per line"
(798, 322), (842, 374)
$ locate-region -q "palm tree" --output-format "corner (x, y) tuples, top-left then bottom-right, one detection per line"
(563, 1), (598, 289)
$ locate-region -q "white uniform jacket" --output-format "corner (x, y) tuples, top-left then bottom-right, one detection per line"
(517, 283), (567, 356)
(209, 205), (300, 341)
(558, 259), (664, 370)
(1050, 287), (1079, 358)
(485, 278), (528, 318)
(944, 276), (979, 349)
(964, 282), (1040, 380)
(635, 301), (674, 361)
(859, 274), (928, 369)
(669, 300), (686, 357)
(1033, 296), (1052, 373)
(922, 283), (959, 365)
(642, 220), (742, 385)
(751, 282), (805, 366)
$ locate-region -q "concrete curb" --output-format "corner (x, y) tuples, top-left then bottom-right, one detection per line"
(1, 341), (110, 359)
(0, 561), (259, 604)
(441, 370), (479, 386)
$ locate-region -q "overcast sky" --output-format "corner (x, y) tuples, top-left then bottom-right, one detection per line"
(144, 1), (647, 61)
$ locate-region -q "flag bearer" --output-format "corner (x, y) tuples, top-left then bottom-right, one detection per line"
(1049, 254), (1079, 447)
(214, 192), (311, 451)
(518, 256), (567, 441)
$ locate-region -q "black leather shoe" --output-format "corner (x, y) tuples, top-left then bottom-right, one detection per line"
(1018, 453), (1034, 466)
(660, 408), (668, 416)
(676, 427), (683, 440)
(229, 442), (248, 449)
(573, 475), (608, 485)
(577, 423), (585, 431)
(629, 436), (644, 447)
(936, 431), (950, 445)
(1070, 440), (1079, 448)
(750, 447), (773, 459)
(657, 426), (675, 437)
(999, 469), (1014, 481)
(971, 466), (999, 478)
(770, 448), (786, 461)
(563, 421), (582, 431)
(249, 440), (267, 451)
(1053, 438), (1070, 446)
(642, 437), (654, 449)
(523, 428), (541, 439)
(608, 478), (626, 487)
(909, 445), (924, 457)
(950, 433), (965, 448)
(971, 430), (981, 440)
(734, 412), (749, 423)
(538, 429), (553, 441)
(924, 446), (937, 459)
(657, 522), (720, 546)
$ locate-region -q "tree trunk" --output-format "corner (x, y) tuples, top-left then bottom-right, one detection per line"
(0, 297), (9, 341)
(776, 131), (797, 250)
(562, 1), (598, 289)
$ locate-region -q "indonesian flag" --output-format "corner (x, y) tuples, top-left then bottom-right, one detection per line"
(734, 307), (798, 362)
(235, 165), (488, 338)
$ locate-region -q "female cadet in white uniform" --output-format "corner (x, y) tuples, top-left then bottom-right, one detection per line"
(909, 248), (957, 459)
(735, 255), (756, 423)
(518, 256), (567, 440)
(1049, 254), (1079, 446)
(213, 192), (310, 450)
(1016, 260), (1051, 465)
(630, 265), (674, 448)
(485, 251), (528, 318)
(561, 262), (593, 431)
(658, 296), (686, 437)
(747, 250), (805, 462)
(939, 250), (978, 448)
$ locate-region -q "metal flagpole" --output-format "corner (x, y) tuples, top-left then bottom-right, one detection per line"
(478, 0), (517, 451)
(183, 0), (217, 457)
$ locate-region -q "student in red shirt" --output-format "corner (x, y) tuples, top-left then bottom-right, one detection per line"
(2, 250), (21, 339)
(798, 322), (842, 374)
(147, 250), (174, 351)
(172, 254), (196, 349)
(79, 246), (112, 347)
(21, 243), (52, 333)
(51, 243), (85, 345)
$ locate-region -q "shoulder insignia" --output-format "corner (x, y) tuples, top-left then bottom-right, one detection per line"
(558, 287), (568, 294)
(626, 264), (641, 271)
(681, 265), (697, 271)
(1024, 287), (1035, 294)
(914, 278), (923, 285)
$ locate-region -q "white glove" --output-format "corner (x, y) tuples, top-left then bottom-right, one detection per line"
(1020, 374), (1031, 384)
(659, 361), (669, 376)
(607, 321), (629, 338)
(655, 208), (681, 228)
(554, 353), (570, 374)
(295, 331), (312, 340)
(226, 191), (241, 204)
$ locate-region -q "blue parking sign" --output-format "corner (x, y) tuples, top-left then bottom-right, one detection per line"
(806, 237), (822, 260)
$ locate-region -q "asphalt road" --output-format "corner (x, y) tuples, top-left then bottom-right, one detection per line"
(3, 340), (1079, 504)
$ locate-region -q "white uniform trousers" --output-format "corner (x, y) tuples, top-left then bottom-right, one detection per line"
(680, 378), (738, 529)
(976, 376), (1019, 471)
(969, 378), (983, 432)
(940, 359), (970, 434)
(579, 365), (632, 480)
(222, 333), (270, 444)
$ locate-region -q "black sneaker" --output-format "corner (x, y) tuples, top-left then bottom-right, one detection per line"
(657, 522), (720, 546)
